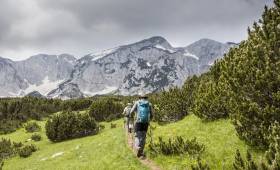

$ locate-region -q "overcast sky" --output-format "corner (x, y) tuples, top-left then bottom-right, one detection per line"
(0, 0), (273, 60)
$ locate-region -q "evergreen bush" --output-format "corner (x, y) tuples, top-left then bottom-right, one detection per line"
(45, 111), (99, 142)
(89, 98), (123, 122)
(25, 122), (41, 133)
(193, 74), (229, 120)
(0, 138), (14, 160)
(0, 158), (3, 170)
(31, 134), (42, 141)
(12, 142), (23, 148)
(233, 150), (259, 170)
(0, 120), (21, 135)
(149, 136), (205, 156)
(191, 157), (210, 170)
(154, 87), (188, 122)
(220, 1), (280, 147)
(18, 144), (37, 158)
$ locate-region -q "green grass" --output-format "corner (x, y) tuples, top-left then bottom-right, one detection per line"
(1, 120), (148, 170)
(0, 114), (265, 170)
(147, 114), (264, 170)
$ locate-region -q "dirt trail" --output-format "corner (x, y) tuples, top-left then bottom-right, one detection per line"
(126, 131), (161, 170)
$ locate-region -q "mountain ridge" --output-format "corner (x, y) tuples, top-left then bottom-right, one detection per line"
(0, 36), (236, 98)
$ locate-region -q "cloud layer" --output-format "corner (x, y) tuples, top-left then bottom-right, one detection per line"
(0, 0), (273, 60)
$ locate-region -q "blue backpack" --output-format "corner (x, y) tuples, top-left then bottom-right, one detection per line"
(137, 100), (150, 123)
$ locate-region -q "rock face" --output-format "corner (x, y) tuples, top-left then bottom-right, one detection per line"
(47, 82), (84, 99)
(48, 36), (234, 98)
(0, 57), (27, 97)
(0, 36), (235, 98)
(26, 91), (46, 98)
(0, 54), (76, 97)
(15, 54), (76, 85)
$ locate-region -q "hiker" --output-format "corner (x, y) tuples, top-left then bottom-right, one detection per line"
(123, 103), (133, 133)
(130, 93), (153, 158)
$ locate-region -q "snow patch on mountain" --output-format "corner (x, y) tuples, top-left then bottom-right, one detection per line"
(183, 50), (199, 60)
(208, 61), (215, 66)
(90, 47), (119, 61)
(83, 86), (118, 96)
(154, 44), (175, 53)
(8, 91), (24, 97)
(24, 76), (64, 95)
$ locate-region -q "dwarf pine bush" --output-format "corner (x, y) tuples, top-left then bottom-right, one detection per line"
(149, 136), (205, 156)
(25, 122), (41, 133)
(18, 144), (37, 158)
(46, 111), (99, 142)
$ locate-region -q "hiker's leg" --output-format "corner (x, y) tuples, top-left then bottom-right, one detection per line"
(127, 118), (131, 132)
(134, 131), (140, 149)
(139, 131), (146, 154)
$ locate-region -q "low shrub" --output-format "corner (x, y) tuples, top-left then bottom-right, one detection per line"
(110, 123), (117, 129)
(45, 111), (99, 142)
(89, 98), (123, 122)
(0, 138), (14, 159)
(0, 120), (21, 135)
(232, 122), (280, 169)
(24, 122), (41, 133)
(233, 150), (259, 170)
(31, 134), (42, 141)
(99, 124), (105, 130)
(13, 142), (23, 148)
(191, 157), (210, 170)
(0, 158), (3, 170)
(153, 87), (189, 122)
(18, 144), (37, 158)
(149, 136), (205, 156)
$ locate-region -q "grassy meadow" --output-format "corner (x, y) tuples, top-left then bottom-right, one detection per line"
(147, 114), (264, 169)
(1, 120), (147, 170)
(0, 114), (265, 170)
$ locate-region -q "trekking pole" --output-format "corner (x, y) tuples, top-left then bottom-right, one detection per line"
(131, 119), (135, 150)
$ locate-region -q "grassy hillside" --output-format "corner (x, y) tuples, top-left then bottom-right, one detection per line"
(1, 120), (148, 170)
(147, 114), (264, 169)
(0, 114), (265, 170)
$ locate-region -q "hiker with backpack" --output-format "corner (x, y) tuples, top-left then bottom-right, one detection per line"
(130, 93), (153, 158)
(123, 103), (134, 133)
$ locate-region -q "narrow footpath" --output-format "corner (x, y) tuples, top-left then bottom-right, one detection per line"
(126, 131), (161, 170)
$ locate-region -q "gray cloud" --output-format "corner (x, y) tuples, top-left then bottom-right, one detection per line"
(0, 0), (273, 60)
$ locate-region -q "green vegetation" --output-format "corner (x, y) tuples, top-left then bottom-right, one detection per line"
(148, 0), (280, 166)
(0, 138), (38, 162)
(0, 139), (14, 160)
(0, 120), (148, 170)
(31, 134), (42, 142)
(0, 97), (95, 135)
(24, 122), (41, 133)
(18, 144), (37, 158)
(149, 136), (205, 156)
(191, 158), (210, 170)
(147, 114), (263, 169)
(0, 1), (279, 169)
(45, 111), (99, 142)
(89, 98), (123, 122)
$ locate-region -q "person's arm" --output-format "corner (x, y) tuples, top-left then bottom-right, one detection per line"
(122, 107), (127, 115)
(129, 102), (137, 117)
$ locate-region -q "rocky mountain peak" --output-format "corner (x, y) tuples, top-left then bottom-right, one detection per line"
(0, 36), (235, 98)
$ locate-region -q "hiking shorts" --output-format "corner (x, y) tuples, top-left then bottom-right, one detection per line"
(134, 122), (149, 132)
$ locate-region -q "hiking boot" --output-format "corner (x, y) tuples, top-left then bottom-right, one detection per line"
(137, 149), (143, 157)
(139, 155), (145, 160)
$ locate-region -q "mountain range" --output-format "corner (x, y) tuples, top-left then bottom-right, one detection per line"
(0, 36), (236, 99)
